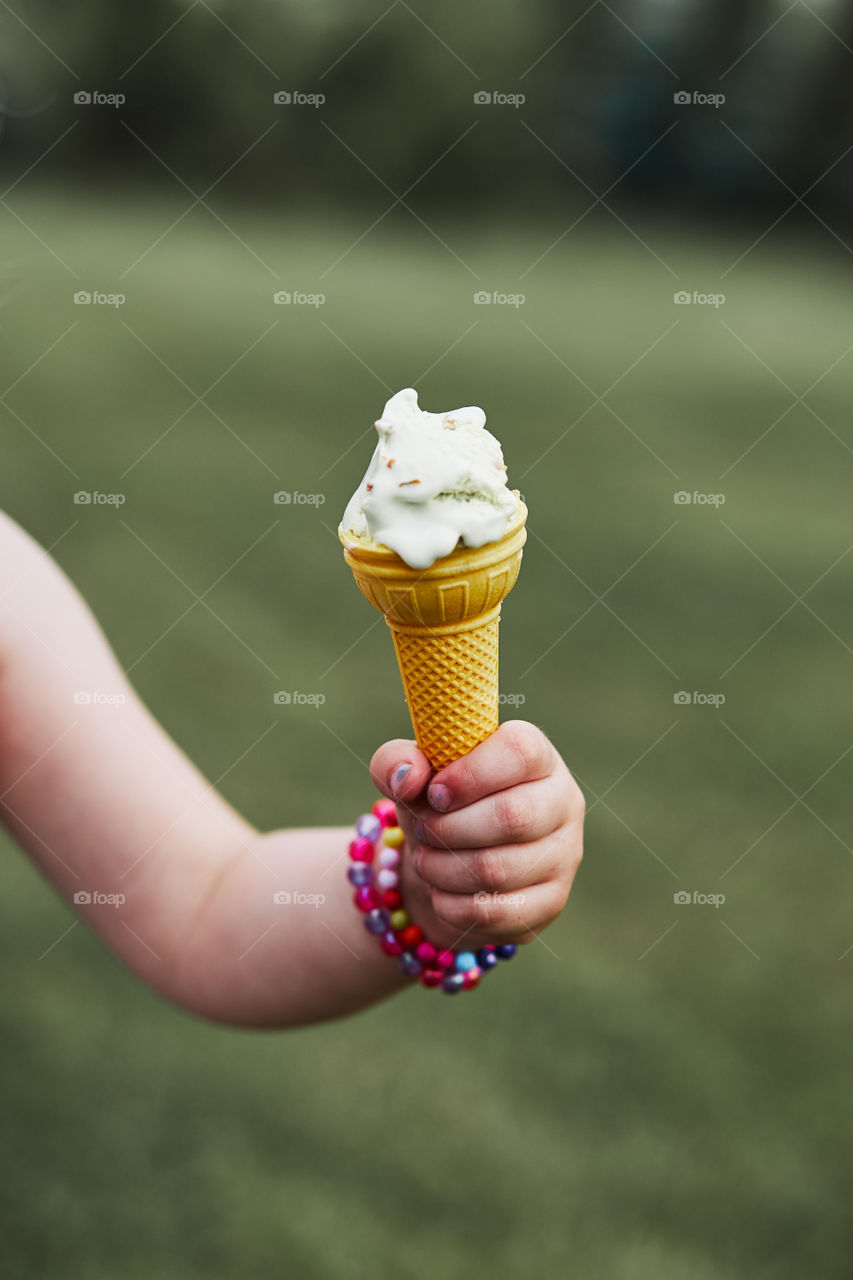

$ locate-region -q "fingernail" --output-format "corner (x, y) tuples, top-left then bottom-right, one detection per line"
(412, 850), (422, 877)
(428, 782), (451, 812)
(390, 763), (411, 797)
(413, 819), (425, 842)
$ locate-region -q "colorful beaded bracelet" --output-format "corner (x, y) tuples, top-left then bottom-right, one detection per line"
(347, 798), (517, 994)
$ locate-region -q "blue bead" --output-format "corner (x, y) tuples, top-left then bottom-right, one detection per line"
(495, 944), (517, 960)
(355, 814), (382, 842)
(398, 951), (422, 976)
(477, 947), (499, 970)
(441, 972), (465, 994)
(347, 863), (374, 887)
(455, 950), (477, 972)
(364, 907), (390, 935)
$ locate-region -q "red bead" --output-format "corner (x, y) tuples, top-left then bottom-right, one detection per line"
(354, 886), (380, 912)
(353, 886), (380, 912)
(462, 966), (482, 990)
(400, 924), (424, 948)
(419, 967), (444, 987)
(437, 949), (456, 970)
(415, 940), (437, 964)
(349, 836), (375, 863)
(371, 798), (398, 827)
(381, 889), (403, 911)
(380, 932), (403, 956)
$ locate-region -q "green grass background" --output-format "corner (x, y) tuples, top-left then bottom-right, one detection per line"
(2, 192), (853, 1278)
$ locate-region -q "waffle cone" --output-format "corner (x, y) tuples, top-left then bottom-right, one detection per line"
(339, 498), (527, 770)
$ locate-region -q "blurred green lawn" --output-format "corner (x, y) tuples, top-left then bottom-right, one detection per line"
(2, 191), (853, 1279)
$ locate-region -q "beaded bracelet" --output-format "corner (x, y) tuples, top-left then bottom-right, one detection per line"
(346, 798), (517, 994)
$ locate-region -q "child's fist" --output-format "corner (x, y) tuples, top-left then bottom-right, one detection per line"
(370, 721), (584, 951)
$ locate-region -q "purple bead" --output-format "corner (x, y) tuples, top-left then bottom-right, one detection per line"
(495, 944), (517, 960)
(477, 946), (499, 971)
(441, 972), (466, 994)
(356, 813), (382, 843)
(398, 951), (422, 976)
(347, 863), (374, 887)
(364, 907), (390, 935)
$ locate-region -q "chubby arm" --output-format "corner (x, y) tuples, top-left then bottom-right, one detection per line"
(0, 512), (406, 1026)
(0, 513), (585, 1028)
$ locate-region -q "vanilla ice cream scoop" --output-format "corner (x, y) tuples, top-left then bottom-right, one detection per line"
(340, 388), (519, 570)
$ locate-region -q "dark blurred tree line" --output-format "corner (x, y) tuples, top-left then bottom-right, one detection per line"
(2, 0), (853, 219)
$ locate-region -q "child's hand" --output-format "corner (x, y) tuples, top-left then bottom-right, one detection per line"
(370, 722), (584, 952)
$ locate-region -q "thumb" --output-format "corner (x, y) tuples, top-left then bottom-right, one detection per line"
(370, 738), (432, 805)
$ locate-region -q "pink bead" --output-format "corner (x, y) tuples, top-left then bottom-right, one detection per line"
(419, 967), (444, 987)
(462, 966), (481, 990)
(380, 932), (403, 956)
(378, 847), (400, 868)
(348, 836), (375, 863)
(415, 941), (437, 965)
(376, 868), (398, 890)
(372, 798), (398, 827)
(437, 949), (456, 970)
(353, 886), (380, 913)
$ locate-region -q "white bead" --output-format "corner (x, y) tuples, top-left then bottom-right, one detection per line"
(376, 868), (399, 889)
(378, 847), (400, 868)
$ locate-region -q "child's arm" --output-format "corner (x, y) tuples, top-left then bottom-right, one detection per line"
(0, 512), (583, 1028)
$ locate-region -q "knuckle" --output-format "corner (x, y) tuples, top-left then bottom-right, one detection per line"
(469, 846), (505, 891)
(496, 787), (532, 839)
(502, 720), (549, 777)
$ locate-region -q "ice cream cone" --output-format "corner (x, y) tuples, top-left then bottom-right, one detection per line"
(339, 498), (527, 770)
